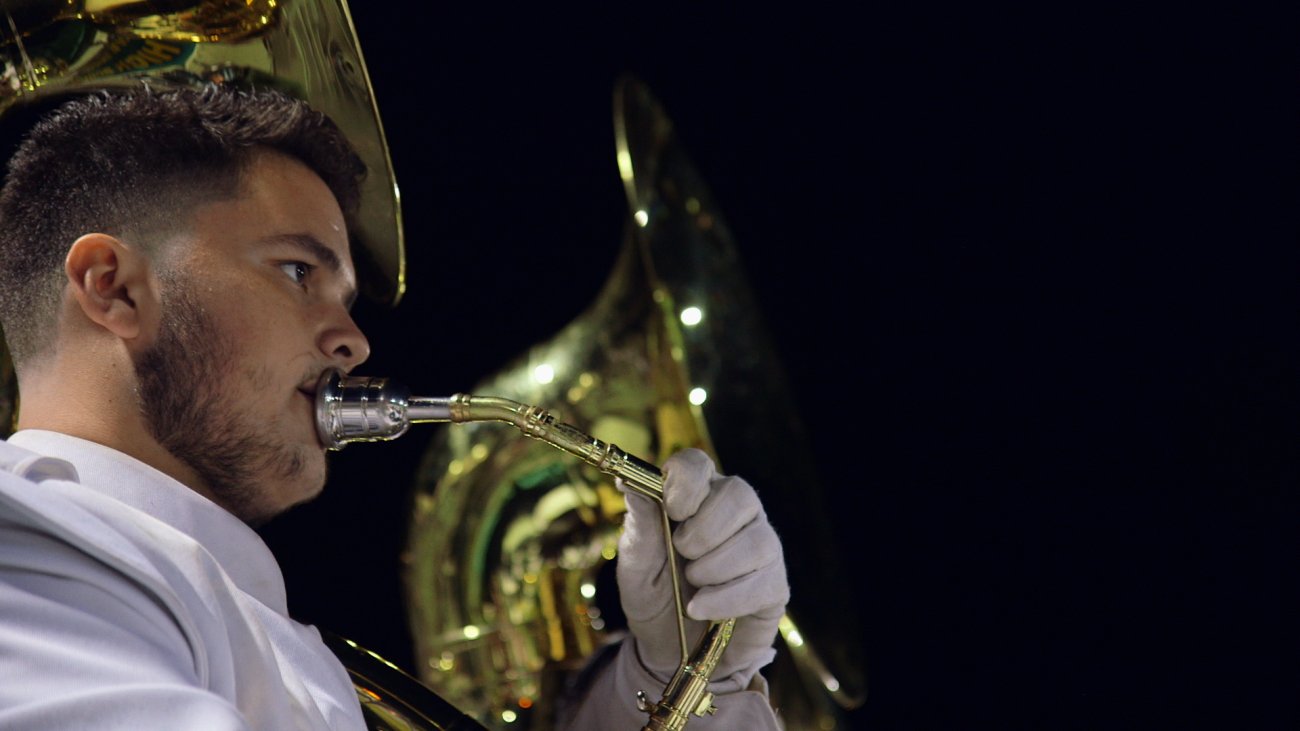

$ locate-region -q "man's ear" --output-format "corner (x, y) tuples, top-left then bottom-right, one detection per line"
(64, 233), (154, 340)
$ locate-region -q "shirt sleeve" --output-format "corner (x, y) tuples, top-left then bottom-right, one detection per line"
(0, 515), (252, 731)
(560, 635), (782, 731)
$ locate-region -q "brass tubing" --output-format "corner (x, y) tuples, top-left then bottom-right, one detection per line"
(436, 393), (687, 661)
(317, 369), (738, 729)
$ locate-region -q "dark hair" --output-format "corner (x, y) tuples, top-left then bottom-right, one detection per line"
(0, 84), (365, 365)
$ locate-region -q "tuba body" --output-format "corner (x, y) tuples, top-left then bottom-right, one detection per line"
(404, 77), (865, 729)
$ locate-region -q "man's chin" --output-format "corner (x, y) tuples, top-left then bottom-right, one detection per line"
(240, 452), (328, 527)
(244, 483), (323, 528)
(281, 456), (328, 509)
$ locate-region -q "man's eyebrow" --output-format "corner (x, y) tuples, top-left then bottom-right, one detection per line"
(268, 233), (341, 271)
(266, 234), (358, 309)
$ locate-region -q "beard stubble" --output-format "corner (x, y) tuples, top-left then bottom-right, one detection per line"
(134, 279), (309, 525)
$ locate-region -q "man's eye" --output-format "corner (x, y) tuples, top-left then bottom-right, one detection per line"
(278, 261), (311, 286)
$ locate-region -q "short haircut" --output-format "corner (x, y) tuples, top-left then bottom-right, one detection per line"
(0, 84), (366, 366)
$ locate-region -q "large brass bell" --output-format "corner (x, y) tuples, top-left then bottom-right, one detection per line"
(403, 76), (866, 730)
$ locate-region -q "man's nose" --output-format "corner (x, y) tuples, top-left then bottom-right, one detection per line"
(318, 310), (370, 372)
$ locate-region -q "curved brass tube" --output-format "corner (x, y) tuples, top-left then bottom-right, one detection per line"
(317, 368), (737, 730)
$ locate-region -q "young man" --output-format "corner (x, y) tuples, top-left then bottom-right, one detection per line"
(0, 86), (789, 729)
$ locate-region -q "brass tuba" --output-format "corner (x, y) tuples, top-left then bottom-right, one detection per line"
(404, 76), (866, 730)
(0, 0), (404, 305)
(0, 3), (471, 729)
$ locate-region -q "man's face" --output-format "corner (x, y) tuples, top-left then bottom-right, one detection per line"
(135, 150), (368, 525)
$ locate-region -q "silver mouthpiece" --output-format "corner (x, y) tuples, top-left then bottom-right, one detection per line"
(315, 369), (452, 450)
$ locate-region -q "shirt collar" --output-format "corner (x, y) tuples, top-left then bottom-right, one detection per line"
(6, 429), (289, 613)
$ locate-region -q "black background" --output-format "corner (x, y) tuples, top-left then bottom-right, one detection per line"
(261, 9), (1294, 729)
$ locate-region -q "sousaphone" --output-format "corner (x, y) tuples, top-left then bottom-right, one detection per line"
(404, 76), (866, 729)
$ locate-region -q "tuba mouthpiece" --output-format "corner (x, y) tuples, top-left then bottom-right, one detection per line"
(315, 369), (451, 450)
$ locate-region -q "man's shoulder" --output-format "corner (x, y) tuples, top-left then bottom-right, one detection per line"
(0, 436), (219, 657)
(0, 438), (219, 697)
(0, 436), (209, 610)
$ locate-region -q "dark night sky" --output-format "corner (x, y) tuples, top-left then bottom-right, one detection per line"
(259, 9), (1293, 729)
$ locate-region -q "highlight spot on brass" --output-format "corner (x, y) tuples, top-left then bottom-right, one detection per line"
(533, 364), (555, 384)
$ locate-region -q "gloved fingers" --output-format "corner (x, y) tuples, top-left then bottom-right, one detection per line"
(616, 475), (663, 521)
(618, 478), (662, 527)
(616, 477), (674, 621)
(742, 602), (786, 624)
(672, 475), (764, 560)
(619, 574), (688, 625)
(713, 646), (778, 691)
(617, 479), (666, 566)
(710, 604), (784, 684)
(661, 449), (719, 521)
(616, 557), (679, 625)
(722, 604), (785, 650)
(685, 560), (790, 621)
(682, 517), (781, 587)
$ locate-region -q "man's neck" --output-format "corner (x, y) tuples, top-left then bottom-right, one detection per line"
(16, 368), (222, 509)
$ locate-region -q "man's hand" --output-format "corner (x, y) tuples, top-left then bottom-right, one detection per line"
(617, 449), (789, 693)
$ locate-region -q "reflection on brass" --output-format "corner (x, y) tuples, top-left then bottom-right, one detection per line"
(404, 77), (865, 729)
(0, 0), (404, 305)
(321, 631), (489, 731)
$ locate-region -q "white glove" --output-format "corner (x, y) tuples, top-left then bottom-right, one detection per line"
(616, 448), (789, 693)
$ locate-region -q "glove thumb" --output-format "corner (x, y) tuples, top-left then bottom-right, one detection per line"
(616, 478), (673, 622)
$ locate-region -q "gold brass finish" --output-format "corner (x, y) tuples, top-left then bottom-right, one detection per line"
(312, 361), (741, 729)
(405, 77), (865, 730)
(322, 632), (489, 731)
(327, 380), (741, 730)
(0, 0), (405, 305)
(638, 618), (735, 730)
(405, 237), (679, 728)
(613, 77), (867, 722)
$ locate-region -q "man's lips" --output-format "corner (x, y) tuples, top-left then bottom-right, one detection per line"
(297, 386), (325, 448)
(297, 370), (327, 404)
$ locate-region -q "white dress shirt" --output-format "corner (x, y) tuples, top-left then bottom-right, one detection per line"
(0, 430), (366, 730)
